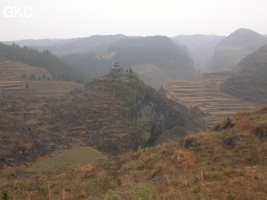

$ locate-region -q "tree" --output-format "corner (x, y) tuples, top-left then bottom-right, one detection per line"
(26, 82), (29, 89)
(21, 73), (27, 79)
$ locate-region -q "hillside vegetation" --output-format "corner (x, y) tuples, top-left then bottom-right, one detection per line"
(0, 59), (84, 168)
(0, 112), (73, 169)
(0, 43), (86, 83)
(1, 108), (266, 199)
(209, 28), (267, 71)
(0, 64), (204, 168)
(238, 44), (267, 68)
(8, 35), (197, 88)
(46, 72), (205, 155)
(220, 45), (267, 104)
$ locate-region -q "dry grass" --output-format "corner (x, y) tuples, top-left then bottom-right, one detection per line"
(1, 101), (267, 199)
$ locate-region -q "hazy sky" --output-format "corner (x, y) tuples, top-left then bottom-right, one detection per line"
(1, 0), (267, 41)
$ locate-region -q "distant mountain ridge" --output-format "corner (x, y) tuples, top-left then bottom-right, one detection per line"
(209, 28), (267, 71)
(5, 35), (127, 56)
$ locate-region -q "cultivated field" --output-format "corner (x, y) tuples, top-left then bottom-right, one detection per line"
(165, 71), (255, 126)
(0, 60), (83, 97)
(26, 147), (104, 172)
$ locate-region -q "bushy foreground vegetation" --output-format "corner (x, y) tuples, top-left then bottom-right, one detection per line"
(0, 107), (266, 199)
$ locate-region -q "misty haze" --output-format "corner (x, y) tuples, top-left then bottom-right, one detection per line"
(0, 0), (267, 199)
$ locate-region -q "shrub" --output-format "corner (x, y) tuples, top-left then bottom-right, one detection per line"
(1, 191), (8, 200)
(173, 150), (197, 170)
(253, 122), (267, 141)
(234, 120), (255, 132)
(213, 117), (235, 131)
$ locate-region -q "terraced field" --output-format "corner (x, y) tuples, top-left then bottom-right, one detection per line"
(0, 60), (51, 80)
(0, 60), (83, 130)
(0, 60), (82, 96)
(165, 71), (255, 126)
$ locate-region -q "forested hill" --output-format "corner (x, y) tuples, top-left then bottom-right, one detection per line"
(209, 28), (267, 71)
(0, 43), (87, 83)
(220, 44), (267, 104)
(61, 36), (197, 88)
(237, 44), (267, 68)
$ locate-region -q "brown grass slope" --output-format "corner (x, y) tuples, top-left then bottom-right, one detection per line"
(0, 112), (73, 170)
(0, 60), (203, 169)
(0, 60), (83, 169)
(220, 44), (267, 105)
(0, 108), (266, 199)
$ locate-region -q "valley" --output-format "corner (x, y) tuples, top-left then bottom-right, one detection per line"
(1, 27), (267, 200)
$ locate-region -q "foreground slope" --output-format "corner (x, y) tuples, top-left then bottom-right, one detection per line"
(209, 28), (267, 71)
(1, 108), (266, 199)
(220, 44), (267, 104)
